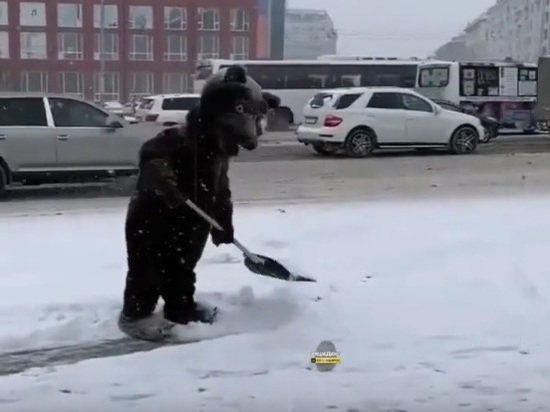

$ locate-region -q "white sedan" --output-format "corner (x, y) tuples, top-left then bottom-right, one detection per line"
(296, 87), (485, 157)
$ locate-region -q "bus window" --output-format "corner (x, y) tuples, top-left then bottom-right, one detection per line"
(518, 68), (537, 96)
(348, 64), (417, 87)
(418, 67), (449, 87)
(460, 66), (499, 96)
(245, 65), (285, 88)
(245, 64), (331, 89)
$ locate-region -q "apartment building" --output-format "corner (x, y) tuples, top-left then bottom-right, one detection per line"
(283, 8), (337, 60)
(0, 0), (259, 102)
(436, 0), (550, 62)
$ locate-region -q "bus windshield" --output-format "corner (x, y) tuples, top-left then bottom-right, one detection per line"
(217, 63), (417, 89)
(418, 66), (450, 87)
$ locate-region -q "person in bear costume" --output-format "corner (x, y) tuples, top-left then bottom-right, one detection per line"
(119, 65), (280, 333)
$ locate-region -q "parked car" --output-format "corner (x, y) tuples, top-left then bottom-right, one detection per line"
(0, 93), (163, 196)
(134, 93), (200, 126)
(430, 98), (499, 143)
(102, 100), (125, 116)
(296, 87), (484, 157)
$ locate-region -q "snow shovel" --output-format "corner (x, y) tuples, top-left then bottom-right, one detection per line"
(185, 199), (316, 282)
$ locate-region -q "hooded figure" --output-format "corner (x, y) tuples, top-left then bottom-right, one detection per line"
(119, 65), (280, 332)
(209, 67), (281, 135)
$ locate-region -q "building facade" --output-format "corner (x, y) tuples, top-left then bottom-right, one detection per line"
(283, 8), (337, 60)
(0, 0), (259, 102)
(432, 34), (473, 61)
(255, 0), (286, 59)
(435, 0), (550, 62)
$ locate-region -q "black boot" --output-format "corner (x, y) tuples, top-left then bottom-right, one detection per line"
(164, 299), (218, 325)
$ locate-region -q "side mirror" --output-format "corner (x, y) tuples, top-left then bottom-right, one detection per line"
(108, 120), (123, 128)
(106, 115), (123, 129)
(433, 105), (441, 115)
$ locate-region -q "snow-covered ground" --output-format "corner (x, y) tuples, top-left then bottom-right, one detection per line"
(1, 197), (550, 411)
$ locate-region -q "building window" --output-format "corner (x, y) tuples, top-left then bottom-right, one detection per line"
(59, 72), (84, 97)
(231, 36), (249, 60)
(57, 4), (82, 28)
(20, 2), (46, 26)
(57, 33), (83, 60)
(198, 34), (219, 59)
(130, 72), (154, 99)
(0, 2), (7, 25)
(94, 33), (119, 60)
(0, 72), (8, 91)
(164, 35), (186, 61)
(164, 7), (186, 30)
(129, 34), (153, 60)
(230, 9), (249, 32)
(129, 6), (153, 29)
(0, 31), (8, 58)
(163, 73), (188, 93)
(197, 8), (219, 30)
(21, 71), (47, 92)
(20, 32), (47, 59)
(93, 72), (119, 102)
(93, 4), (118, 28)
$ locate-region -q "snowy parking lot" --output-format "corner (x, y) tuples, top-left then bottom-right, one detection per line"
(2, 153), (550, 411)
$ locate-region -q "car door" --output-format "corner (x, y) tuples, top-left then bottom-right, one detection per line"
(0, 97), (57, 172)
(49, 97), (139, 169)
(400, 93), (445, 143)
(364, 92), (406, 143)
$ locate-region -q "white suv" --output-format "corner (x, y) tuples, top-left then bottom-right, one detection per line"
(135, 93), (200, 126)
(296, 87), (484, 157)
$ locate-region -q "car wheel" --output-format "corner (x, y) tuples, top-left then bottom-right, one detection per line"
(344, 128), (376, 158)
(449, 126), (478, 154)
(312, 143), (338, 156)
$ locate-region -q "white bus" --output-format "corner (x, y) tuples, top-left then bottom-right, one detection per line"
(416, 60), (538, 131)
(193, 58), (421, 128)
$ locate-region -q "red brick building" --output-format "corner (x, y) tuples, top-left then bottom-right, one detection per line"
(0, 0), (258, 102)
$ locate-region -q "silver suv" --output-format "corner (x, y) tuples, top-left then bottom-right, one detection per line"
(0, 93), (162, 195)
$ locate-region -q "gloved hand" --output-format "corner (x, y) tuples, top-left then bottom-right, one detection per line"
(211, 226), (234, 246)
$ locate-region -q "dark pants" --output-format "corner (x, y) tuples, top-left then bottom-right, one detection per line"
(122, 202), (210, 321)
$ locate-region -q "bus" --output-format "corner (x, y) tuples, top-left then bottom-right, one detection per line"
(193, 58), (422, 128)
(416, 60), (538, 132)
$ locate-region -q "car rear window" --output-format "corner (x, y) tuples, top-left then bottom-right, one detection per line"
(138, 98), (154, 109)
(334, 93), (362, 109)
(162, 97), (200, 111)
(309, 92), (334, 108)
(0, 97), (48, 126)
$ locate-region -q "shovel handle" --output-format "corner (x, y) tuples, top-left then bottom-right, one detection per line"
(184, 199), (262, 264)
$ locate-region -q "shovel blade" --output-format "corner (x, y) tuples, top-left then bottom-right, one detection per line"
(243, 253), (316, 282)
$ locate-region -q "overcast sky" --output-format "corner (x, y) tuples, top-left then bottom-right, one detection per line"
(288, 0), (496, 57)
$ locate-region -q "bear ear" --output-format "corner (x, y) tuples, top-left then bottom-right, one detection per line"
(223, 65), (247, 83)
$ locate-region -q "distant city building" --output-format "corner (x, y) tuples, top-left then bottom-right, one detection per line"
(435, 0), (550, 62)
(433, 34), (473, 61)
(0, 0), (260, 101)
(256, 0), (286, 59)
(284, 8), (337, 60)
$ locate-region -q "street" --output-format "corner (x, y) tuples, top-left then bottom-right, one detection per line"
(2, 132), (550, 217)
